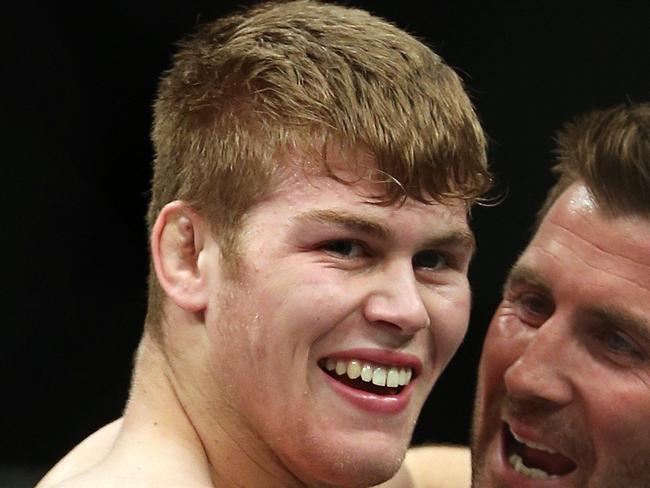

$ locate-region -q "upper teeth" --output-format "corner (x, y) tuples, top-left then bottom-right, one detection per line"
(324, 358), (412, 387)
(512, 429), (557, 454)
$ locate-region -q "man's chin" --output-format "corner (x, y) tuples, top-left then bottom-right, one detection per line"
(287, 438), (407, 488)
(311, 459), (404, 488)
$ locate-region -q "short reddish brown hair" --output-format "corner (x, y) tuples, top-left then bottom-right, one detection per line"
(145, 0), (493, 335)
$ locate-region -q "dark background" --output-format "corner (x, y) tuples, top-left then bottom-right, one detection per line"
(2, 0), (648, 485)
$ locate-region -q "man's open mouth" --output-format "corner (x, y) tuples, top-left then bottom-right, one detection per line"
(504, 423), (577, 480)
(318, 357), (413, 396)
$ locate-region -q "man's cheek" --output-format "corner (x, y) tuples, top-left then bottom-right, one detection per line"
(438, 292), (471, 355)
(477, 334), (513, 404)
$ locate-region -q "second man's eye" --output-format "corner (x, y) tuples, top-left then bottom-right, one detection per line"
(321, 239), (365, 258)
(519, 293), (554, 318)
(412, 250), (447, 270)
(514, 292), (554, 328)
(599, 329), (641, 359)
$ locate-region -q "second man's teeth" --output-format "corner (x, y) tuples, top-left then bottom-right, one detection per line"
(511, 430), (557, 453)
(324, 358), (412, 387)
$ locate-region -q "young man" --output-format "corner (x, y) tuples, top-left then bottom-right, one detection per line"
(37, 1), (491, 487)
(397, 103), (650, 487)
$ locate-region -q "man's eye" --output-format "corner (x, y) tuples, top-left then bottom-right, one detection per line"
(412, 250), (447, 270)
(515, 293), (554, 326)
(320, 240), (365, 258)
(599, 330), (640, 358)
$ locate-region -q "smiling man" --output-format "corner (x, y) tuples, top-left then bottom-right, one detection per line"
(471, 102), (650, 487)
(36, 1), (492, 487)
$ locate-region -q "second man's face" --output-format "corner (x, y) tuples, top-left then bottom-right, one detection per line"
(198, 151), (475, 487)
(472, 183), (650, 488)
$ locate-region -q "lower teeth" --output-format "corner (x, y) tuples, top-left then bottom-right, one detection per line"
(509, 454), (555, 480)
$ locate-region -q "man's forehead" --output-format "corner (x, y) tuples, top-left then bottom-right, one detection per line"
(537, 183), (650, 266)
(273, 147), (464, 205)
(274, 139), (471, 211)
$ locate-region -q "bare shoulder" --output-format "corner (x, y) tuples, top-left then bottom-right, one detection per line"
(404, 445), (471, 488)
(39, 469), (212, 488)
(37, 415), (215, 488)
(36, 418), (122, 488)
(39, 470), (213, 488)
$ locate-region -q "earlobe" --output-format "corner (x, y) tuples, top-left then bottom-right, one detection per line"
(151, 201), (209, 312)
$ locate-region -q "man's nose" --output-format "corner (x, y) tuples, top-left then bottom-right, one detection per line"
(504, 319), (574, 408)
(362, 260), (430, 335)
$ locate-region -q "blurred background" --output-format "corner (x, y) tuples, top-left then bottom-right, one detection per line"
(2, 0), (648, 486)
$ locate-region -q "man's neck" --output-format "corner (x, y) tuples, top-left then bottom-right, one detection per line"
(110, 333), (214, 486)
(120, 330), (305, 487)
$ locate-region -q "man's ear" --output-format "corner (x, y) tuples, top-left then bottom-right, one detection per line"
(151, 201), (210, 313)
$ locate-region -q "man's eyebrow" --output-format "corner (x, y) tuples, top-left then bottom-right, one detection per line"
(292, 210), (392, 239)
(589, 306), (650, 343)
(503, 263), (552, 296)
(422, 230), (476, 257)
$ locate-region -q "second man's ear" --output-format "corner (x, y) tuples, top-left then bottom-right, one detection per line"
(151, 201), (210, 313)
